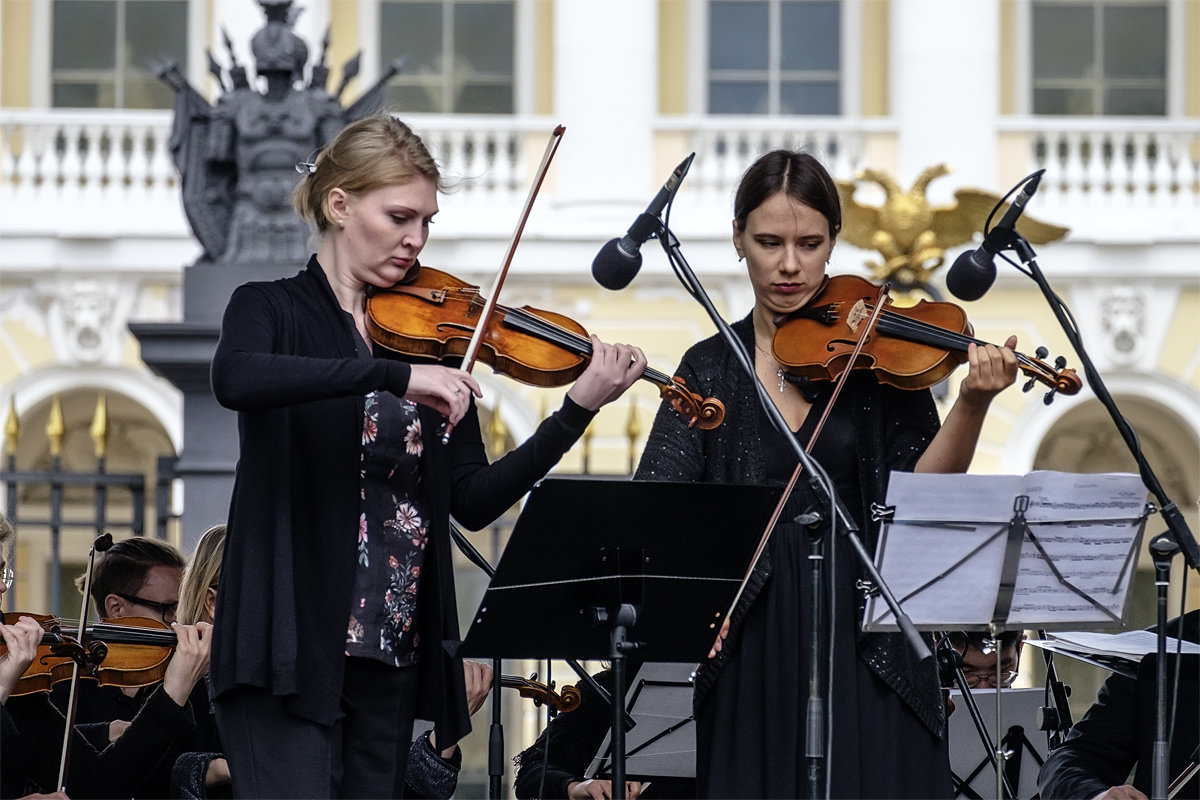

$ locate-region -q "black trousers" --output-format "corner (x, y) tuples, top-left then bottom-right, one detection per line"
(214, 657), (420, 799)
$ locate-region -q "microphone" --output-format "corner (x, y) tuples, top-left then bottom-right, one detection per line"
(592, 153), (695, 290)
(946, 171), (1043, 301)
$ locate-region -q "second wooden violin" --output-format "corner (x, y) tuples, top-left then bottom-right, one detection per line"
(2, 613), (177, 697)
(772, 274), (1082, 401)
(366, 266), (726, 428)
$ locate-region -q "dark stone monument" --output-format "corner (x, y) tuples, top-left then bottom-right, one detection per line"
(131, 0), (401, 550)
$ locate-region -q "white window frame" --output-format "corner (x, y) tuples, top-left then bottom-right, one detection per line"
(359, 0), (532, 115)
(687, 0), (860, 117)
(29, 0), (205, 108)
(1012, 0), (1184, 117)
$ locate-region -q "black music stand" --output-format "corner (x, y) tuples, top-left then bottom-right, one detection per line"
(588, 662), (697, 785)
(459, 477), (781, 791)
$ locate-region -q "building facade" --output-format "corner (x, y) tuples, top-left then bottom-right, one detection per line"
(3, 0), (1198, 792)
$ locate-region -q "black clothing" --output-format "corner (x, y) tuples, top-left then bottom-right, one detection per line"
(210, 256), (595, 776)
(2, 685), (196, 799)
(635, 314), (949, 798)
(1037, 610), (1199, 799)
(513, 669), (694, 799)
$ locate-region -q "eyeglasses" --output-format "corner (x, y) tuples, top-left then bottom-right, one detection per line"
(115, 592), (178, 622)
(962, 669), (1019, 689)
(1, 567), (13, 589)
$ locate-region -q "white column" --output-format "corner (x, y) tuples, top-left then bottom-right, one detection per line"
(552, 0), (658, 221)
(890, 0), (1000, 192)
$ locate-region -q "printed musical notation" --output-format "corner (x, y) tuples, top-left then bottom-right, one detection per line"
(863, 471), (1150, 632)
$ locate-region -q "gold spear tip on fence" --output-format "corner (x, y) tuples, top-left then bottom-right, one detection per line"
(4, 396), (18, 455)
(47, 396), (65, 457)
(91, 393), (109, 460)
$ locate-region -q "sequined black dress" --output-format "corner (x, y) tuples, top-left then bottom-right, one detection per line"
(635, 315), (951, 799)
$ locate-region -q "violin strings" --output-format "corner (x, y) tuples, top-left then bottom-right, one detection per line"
(873, 308), (1043, 374)
(501, 307), (668, 384)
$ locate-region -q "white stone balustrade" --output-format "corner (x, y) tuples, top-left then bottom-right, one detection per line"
(2, 109), (1197, 243)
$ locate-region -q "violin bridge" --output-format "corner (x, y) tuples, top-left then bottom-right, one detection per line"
(846, 299), (870, 333)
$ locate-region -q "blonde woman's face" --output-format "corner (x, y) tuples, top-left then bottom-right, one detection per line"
(332, 177), (439, 288)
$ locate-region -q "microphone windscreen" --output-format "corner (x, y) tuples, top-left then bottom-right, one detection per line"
(945, 249), (996, 302)
(591, 238), (642, 290)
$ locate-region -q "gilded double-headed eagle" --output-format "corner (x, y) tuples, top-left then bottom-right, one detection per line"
(836, 164), (1069, 294)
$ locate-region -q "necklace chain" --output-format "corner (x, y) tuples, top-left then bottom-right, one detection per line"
(754, 342), (788, 393)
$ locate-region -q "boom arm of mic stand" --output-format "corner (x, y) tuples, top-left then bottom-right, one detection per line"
(656, 225), (932, 662)
(1011, 237), (1200, 572)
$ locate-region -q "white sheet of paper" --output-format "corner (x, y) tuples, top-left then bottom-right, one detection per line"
(863, 471), (1149, 631)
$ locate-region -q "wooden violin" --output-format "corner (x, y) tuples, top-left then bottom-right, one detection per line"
(772, 274), (1082, 402)
(501, 673), (581, 714)
(2, 613), (176, 697)
(366, 265), (726, 429)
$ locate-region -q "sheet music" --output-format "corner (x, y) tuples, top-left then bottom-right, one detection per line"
(863, 471), (1150, 631)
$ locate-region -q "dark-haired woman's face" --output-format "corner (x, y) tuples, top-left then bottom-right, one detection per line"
(734, 191), (834, 316)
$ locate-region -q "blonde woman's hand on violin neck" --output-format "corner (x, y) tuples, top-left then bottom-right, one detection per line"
(566, 336), (648, 411)
(404, 365), (482, 426)
(0, 615), (44, 703)
(162, 621), (212, 707)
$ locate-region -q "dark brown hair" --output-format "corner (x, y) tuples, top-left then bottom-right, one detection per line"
(733, 150), (841, 239)
(80, 536), (185, 609)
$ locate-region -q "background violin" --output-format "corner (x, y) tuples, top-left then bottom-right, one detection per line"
(366, 266), (725, 429)
(501, 674), (581, 714)
(772, 274), (1082, 402)
(2, 613), (176, 697)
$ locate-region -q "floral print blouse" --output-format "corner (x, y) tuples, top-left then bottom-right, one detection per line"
(345, 390), (432, 667)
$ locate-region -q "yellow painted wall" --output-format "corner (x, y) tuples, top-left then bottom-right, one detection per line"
(535, 0), (554, 115)
(1, 0), (33, 107)
(860, 0), (889, 116)
(658, 0), (688, 114)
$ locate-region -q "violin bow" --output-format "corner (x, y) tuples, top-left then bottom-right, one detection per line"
(802, 280), (889, 453)
(441, 125), (566, 443)
(57, 532), (113, 792)
(717, 282), (888, 646)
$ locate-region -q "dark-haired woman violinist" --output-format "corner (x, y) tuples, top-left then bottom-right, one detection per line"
(635, 149), (1019, 798)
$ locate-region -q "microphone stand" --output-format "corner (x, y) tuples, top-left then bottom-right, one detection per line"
(448, 522), (633, 799)
(1002, 234), (1199, 800)
(652, 220), (933, 800)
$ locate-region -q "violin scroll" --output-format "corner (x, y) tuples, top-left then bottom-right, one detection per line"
(501, 674), (582, 714)
(660, 377), (725, 430)
(1023, 347), (1083, 405)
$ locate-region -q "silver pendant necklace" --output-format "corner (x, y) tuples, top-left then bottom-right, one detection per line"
(755, 342), (788, 393)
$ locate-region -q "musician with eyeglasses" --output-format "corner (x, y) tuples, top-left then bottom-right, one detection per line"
(944, 630), (1024, 693)
(47, 535), (201, 796)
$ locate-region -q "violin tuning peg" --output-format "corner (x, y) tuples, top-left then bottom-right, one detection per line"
(1043, 388), (1057, 405)
(1055, 356), (1067, 369)
(1035, 346), (1049, 360)
(1023, 378), (1037, 393)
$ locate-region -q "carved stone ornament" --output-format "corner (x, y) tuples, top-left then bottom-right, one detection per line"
(155, 0), (404, 266)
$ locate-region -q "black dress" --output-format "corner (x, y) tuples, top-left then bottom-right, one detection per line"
(692, 396), (949, 798)
(635, 315), (951, 799)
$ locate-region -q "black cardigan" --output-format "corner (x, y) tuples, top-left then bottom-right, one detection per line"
(210, 256), (595, 746)
(634, 314), (947, 735)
